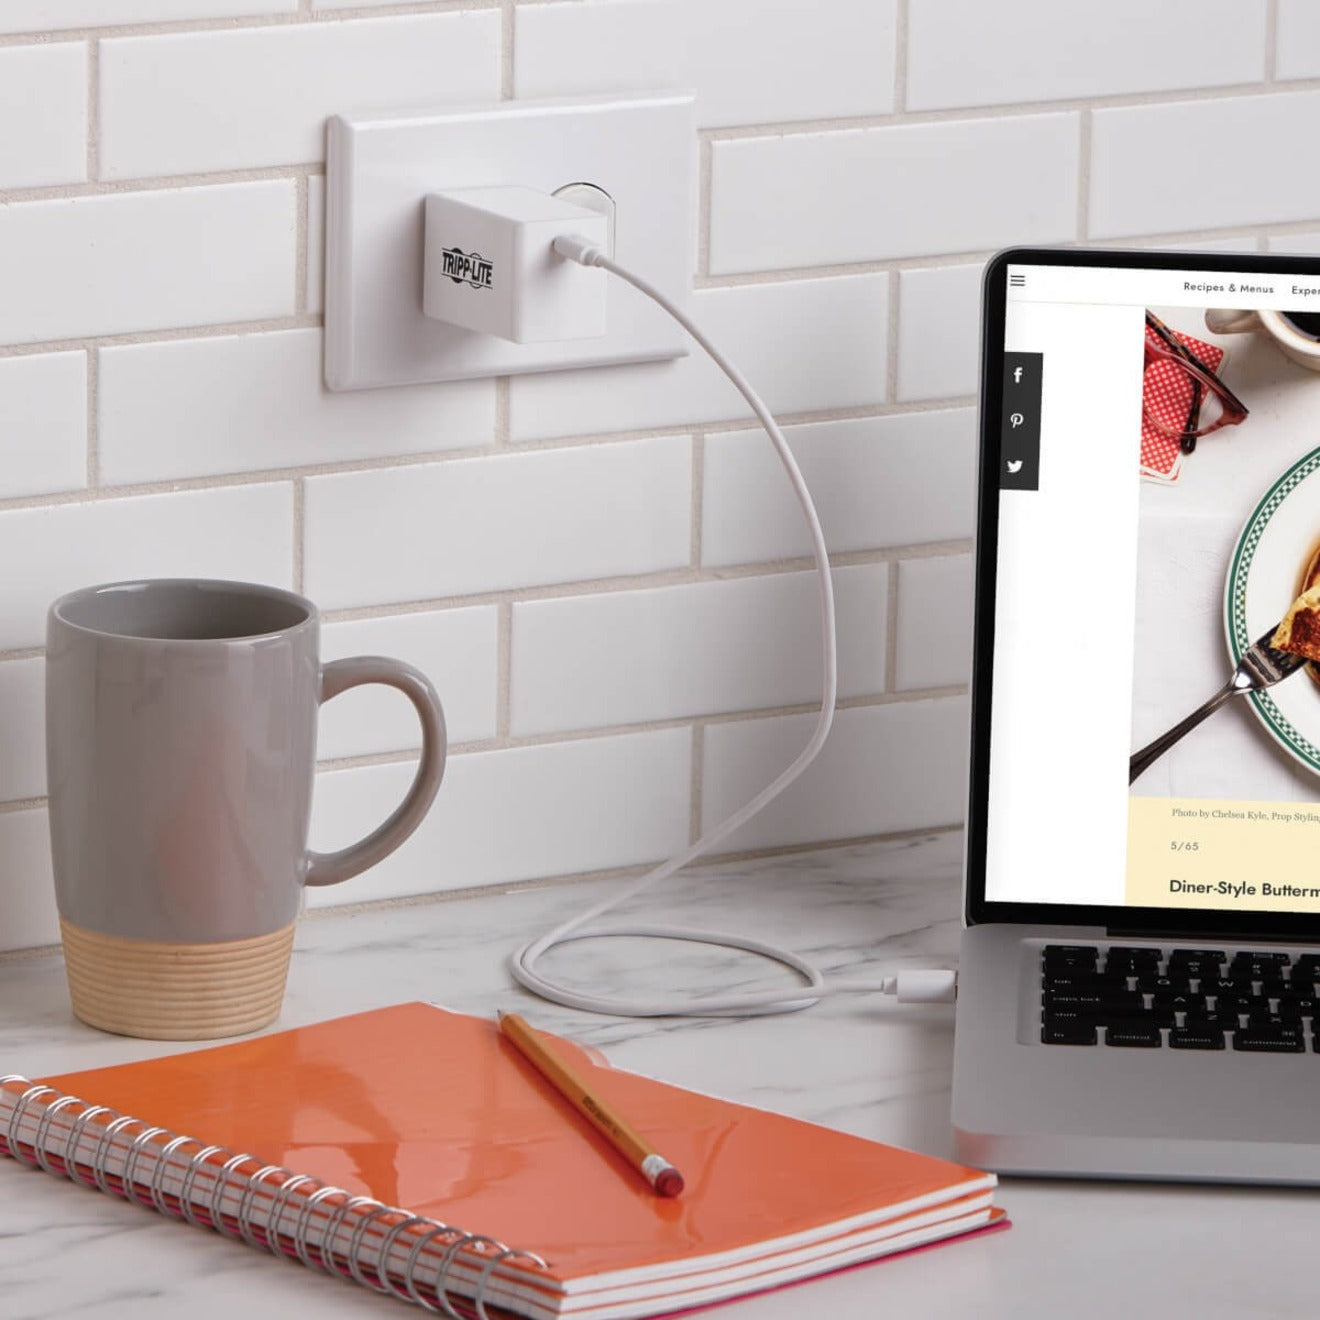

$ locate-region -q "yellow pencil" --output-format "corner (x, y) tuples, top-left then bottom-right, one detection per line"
(498, 1011), (685, 1198)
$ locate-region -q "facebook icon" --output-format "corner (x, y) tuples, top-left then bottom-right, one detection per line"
(1013, 366), (1023, 384)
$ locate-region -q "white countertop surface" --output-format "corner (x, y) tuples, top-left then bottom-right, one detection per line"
(0, 832), (1312, 1319)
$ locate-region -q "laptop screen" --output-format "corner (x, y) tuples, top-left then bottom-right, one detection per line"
(971, 248), (1320, 935)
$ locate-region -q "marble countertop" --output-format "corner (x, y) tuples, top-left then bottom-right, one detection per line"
(0, 832), (1311, 1319)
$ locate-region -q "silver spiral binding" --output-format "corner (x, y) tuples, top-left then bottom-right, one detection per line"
(177, 1143), (226, 1226)
(473, 1247), (550, 1320)
(375, 1213), (434, 1302)
(63, 1102), (112, 1185)
(150, 1135), (202, 1215)
(0, 1077), (550, 1314)
(321, 1193), (378, 1278)
(33, 1094), (81, 1175)
(122, 1125), (169, 1198)
(404, 1223), (465, 1315)
(346, 1201), (405, 1293)
(422, 1230), (546, 1320)
(5, 1082), (57, 1166)
(209, 1151), (256, 1234)
(91, 1113), (140, 1194)
(264, 1171), (316, 1258)
(236, 1164), (285, 1247)
(292, 1184), (343, 1268)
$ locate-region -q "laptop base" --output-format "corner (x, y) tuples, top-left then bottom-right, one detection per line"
(952, 923), (1320, 1185)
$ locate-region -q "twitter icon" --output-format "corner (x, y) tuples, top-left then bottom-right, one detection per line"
(1006, 459), (1023, 474)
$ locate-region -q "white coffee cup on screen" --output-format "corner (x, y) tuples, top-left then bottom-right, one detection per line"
(1204, 307), (1320, 372)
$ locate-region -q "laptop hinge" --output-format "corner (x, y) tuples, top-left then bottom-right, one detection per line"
(1105, 925), (1299, 945)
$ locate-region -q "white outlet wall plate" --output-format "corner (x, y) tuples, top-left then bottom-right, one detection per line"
(324, 93), (696, 391)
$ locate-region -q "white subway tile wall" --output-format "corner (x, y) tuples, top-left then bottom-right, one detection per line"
(509, 566), (887, 736)
(98, 329), (494, 483)
(0, 44), (86, 190)
(99, 15), (502, 180)
(894, 555), (975, 693)
(0, 1), (1312, 950)
(906, 0), (1265, 111)
(0, 353), (87, 499)
(708, 114), (1080, 273)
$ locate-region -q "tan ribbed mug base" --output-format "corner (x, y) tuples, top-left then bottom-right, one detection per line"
(59, 918), (295, 1041)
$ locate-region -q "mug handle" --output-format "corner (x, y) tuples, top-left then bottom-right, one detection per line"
(1204, 308), (1258, 335)
(303, 656), (447, 888)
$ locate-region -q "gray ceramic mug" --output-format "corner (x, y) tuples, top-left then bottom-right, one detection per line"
(46, 578), (447, 1040)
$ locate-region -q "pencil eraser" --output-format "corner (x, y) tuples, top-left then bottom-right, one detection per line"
(655, 1167), (684, 1198)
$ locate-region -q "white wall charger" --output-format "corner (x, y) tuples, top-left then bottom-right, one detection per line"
(423, 185), (609, 344)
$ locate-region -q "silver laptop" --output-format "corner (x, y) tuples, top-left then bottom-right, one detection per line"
(952, 247), (1320, 1184)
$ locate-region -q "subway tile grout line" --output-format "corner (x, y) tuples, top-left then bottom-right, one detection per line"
(696, 77), (1314, 143)
(697, 136), (713, 280)
(280, 683), (974, 772)
(0, 313), (324, 362)
(84, 348), (100, 488)
(0, 229), (1305, 360)
(1266, 0), (1279, 83)
(0, 399), (981, 514)
(0, 680), (973, 808)
(294, 172), (309, 313)
(0, 162), (317, 206)
(892, 0), (908, 114)
(493, 377), (511, 448)
(310, 543), (975, 623)
(689, 721), (705, 845)
(1076, 110), (1092, 242)
(5, 78), (1308, 212)
(690, 433), (705, 569)
(500, 0), (515, 100)
(496, 601), (512, 739)
(292, 478), (306, 594)
(0, 797), (44, 817)
(85, 36), (99, 183)
(884, 561), (901, 693)
(885, 267), (901, 404)
(0, 539), (978, 666)
(0, 1), (499, 47)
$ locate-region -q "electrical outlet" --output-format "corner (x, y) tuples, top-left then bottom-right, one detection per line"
(324, 94), (696, 392)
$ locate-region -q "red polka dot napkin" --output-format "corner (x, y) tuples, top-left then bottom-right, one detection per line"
(1141, 323), (1225, 484)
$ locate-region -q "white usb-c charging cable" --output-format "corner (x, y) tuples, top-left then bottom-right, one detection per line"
(506, 236), (957, 1017)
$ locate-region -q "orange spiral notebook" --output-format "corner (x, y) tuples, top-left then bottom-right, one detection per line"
(1, 1003), (1005, 1316)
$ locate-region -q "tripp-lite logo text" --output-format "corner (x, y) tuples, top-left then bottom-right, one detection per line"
(441, 246), (493, 291)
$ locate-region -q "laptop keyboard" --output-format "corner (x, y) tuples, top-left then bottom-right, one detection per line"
(1041, 944), (1320, 1052)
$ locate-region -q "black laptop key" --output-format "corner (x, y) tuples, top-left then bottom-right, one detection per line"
(1042, 1019), (1098, 1046)
(1043, 945), (1099, 966)
(1104, 946), (1161, 971)
(1234, 1024), (1304, 1053)
(1043, 990), (1106, 1010)
(1147, 1001), (1175, 1028)
(1292, 954), (1320, 978)
(1184, 1010), (1234, 1033)
(1229, 954), (1291, 981)
(1104, 1021), (1162, 1047)
(1278, 996), (1317, 1021)
(1090, 988), (1144, 1014)
(1043, 971), (1127, 994)
(1169, 1028), (1226, 1050)
(1168, 948), (1226, 965)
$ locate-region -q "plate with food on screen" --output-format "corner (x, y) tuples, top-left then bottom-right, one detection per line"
(1226, 444), (1320, 774)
